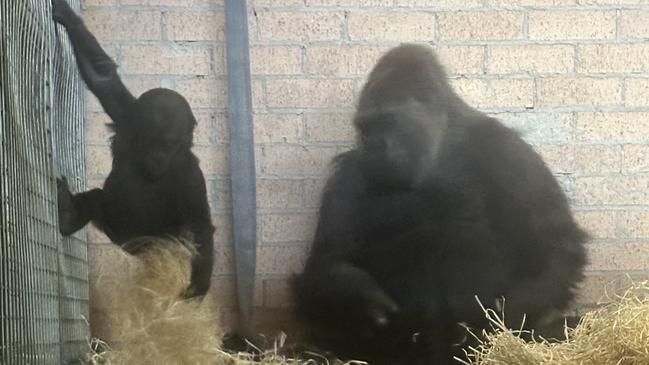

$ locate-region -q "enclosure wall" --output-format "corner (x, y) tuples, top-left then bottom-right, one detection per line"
(0, 1), (89, 364)
(82, 0), (649, 336)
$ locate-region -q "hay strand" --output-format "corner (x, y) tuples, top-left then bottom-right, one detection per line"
(464, 281), (649, 365)
(84, 237), (360, 365)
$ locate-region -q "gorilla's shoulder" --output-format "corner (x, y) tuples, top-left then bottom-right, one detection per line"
(324, 149), (366, 192)
(459, 116), (527, 152)
(466, 116), (518, 139)
(331, 149), (362, 170)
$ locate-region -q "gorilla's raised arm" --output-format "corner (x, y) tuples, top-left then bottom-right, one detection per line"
(52, 0), (134, 126)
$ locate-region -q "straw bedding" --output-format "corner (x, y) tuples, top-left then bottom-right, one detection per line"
(463, 282), (649, 365)
(84, 237), (336, 365)
(84, 237), (649, 365)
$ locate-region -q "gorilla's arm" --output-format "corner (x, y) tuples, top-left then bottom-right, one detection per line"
(468, 119), (588, 327)
(295, 153), (398, 332)
(52, 0), (134, 126)
(56, 177), (103, 236)
(179, 163), (215, 297)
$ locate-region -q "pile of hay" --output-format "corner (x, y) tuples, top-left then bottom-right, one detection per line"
(463, 282), (649, 365)
(84, 237), (323, 365)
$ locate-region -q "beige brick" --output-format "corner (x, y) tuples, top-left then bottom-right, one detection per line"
(166, 11), (225, 41)
(175, 78), (228, 109)
(500, 112), (573, 144)
(487, 0), (576, 4)
(578, 44), (649, 73)
(84, 10), (161, 41)
(576, 112), (621, 142)
(537, 77), (622, 107)
(250, 47), (303, 75)
(263, 279), (294, 308)
(86, 178), (104, 190)
(619, 211), (649, 238)
(451, 78), (534, 109)
(534, 145), (574, 174)
(261, 213), (318, 243)
(528, 11), (615, 40)
(86, 144), (112, 178)
(305, 46), (387, 76)
(623, 145), (649, 174)
(304, 178), (328, 208)
(588, 242), (649, 271)
(305, 112), (355, 143)
(437, 46), (484, 75)
(258, 145), (339, 176)
(213, 243), (236, 275)
(575, 274), (621, 305)
(192, 145), (229, 176)
(192, 111), (223, 146)
(214, 113), (230, 144)
(573, 145), (621, 175)
(86, 92), (103, 113)
(84, 0), (118, 5)
(574, 177), (649, 205)
(257, 245), (307, 275)
(252, 79), (266, 110)
(488, 45), (574, 74)
(85, 113), (113, 144)
(254, 0), (301, 5)
(347, 12), (436, 41)
(438, 11), (522, 41)
(122, 0), (212, 4)
(210, 276), (237, 308)
(307, 0), (392, 4)
(122, 45), (210, 76)
(209, 178), (231, 211)
(256, 179), (304, 209)
(254, 113), (303, 143)
(620, 10), (649, 39)
(625, 78), (649, 107)
(573, 210), (616, 240)
(398, 0), (482, 6)
(576, 112), (649, 142)
(266, 79), (356, 108)
(580, 0), (649, 4)
(213, 46), (226, 76)
(257, 11), (343, 42)
(213, 213), (233, 245)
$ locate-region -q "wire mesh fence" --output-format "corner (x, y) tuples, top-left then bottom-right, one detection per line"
(1, 0), (89, 364)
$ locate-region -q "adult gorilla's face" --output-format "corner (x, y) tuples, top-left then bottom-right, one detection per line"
(355, 100), (445, 190)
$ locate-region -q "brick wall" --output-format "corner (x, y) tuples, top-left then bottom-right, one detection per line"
(82, 0), (649, 337)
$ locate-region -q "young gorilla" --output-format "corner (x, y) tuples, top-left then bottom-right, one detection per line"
(52, 0), (214, 298)
(293, 44), (588, 364)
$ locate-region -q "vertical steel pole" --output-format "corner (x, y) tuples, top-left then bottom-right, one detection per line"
(224, 0), (257, 332)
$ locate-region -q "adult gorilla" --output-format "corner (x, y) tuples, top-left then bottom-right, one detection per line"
(293, 44), (588, 365)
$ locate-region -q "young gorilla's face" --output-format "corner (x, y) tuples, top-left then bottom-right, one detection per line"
(130, 88), (196, 180)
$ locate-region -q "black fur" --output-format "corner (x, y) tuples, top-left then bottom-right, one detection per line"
(293, 44), (588, 364)
(53, 0), (214, 298)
